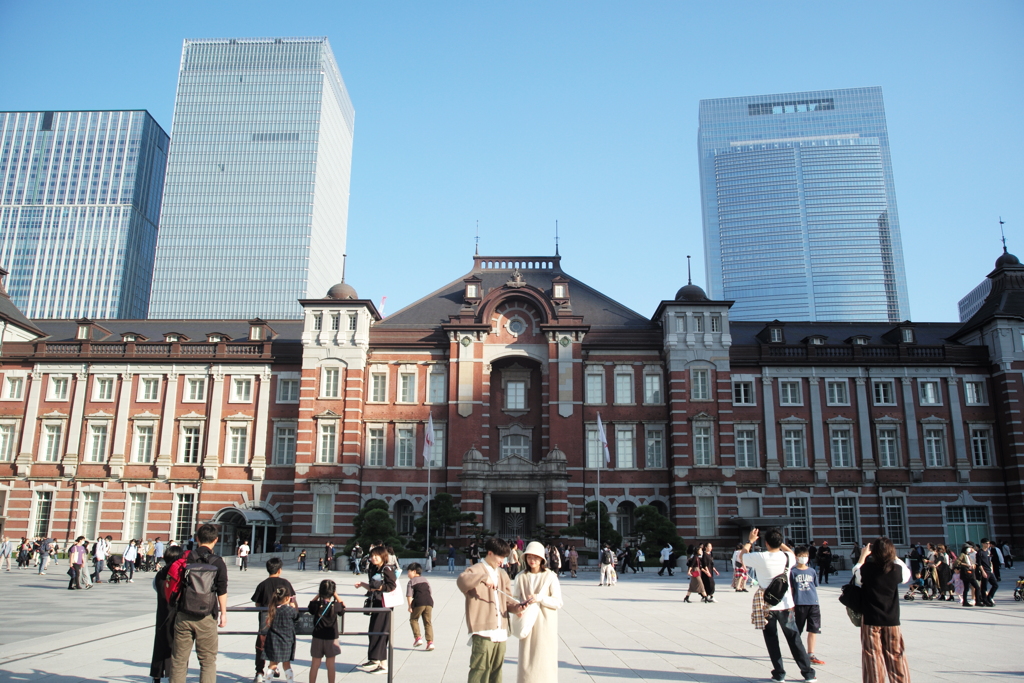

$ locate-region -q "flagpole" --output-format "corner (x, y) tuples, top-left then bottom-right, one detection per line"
(424, 414), (435, 564)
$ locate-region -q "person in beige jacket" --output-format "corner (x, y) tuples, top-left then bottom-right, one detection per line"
(457, 537), (523, 683)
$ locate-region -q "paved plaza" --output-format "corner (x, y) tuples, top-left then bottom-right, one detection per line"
(1, 563), (1022, 682)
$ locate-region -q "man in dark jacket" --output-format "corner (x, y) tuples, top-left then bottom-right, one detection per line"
(816, 542), (833, 583)
(978, 539), (997, 606)
(170, 524), (229, 683)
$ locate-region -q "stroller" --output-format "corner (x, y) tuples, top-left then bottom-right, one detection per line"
(1014, 576), (1024, 601)
(904, 578), (931, 600)
(107, 555), (131, 584)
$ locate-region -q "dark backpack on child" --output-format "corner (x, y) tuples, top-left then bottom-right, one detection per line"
(763, 553), (792, 607)
(177, 547), (220, 617)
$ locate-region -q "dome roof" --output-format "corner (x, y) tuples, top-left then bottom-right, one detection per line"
(326, 282), (358, 300)
(675, 283), (709, 302)
(996, 250), (1021, 268)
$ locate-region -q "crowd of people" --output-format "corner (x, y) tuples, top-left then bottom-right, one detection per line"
(0, 533), (173, 586)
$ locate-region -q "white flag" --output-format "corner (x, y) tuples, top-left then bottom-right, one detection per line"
(424, 413), (435, 467)
(596, 412), (610, 466)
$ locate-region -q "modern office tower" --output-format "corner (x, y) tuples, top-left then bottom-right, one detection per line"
(149, 37), (355, 319)
(0, 110), (168, 319)
(698, 87), (910, 322)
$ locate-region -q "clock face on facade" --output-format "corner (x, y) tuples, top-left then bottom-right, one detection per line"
(559, 336), (571, 347)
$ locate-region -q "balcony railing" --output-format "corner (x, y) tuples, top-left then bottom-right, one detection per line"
(40, 340), (275, 360)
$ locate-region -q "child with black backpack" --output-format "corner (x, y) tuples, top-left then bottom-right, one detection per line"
(308, 579), (345, 683)
(262, 586), (299, 682)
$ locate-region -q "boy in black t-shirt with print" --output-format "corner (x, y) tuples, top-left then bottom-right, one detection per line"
(251, 557), (297, 682)
(791, 546), (825, 666)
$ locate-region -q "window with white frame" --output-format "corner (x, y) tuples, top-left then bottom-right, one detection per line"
(399, 371), (416, 403)
(694, 424), (713, 465)
(779, 380), (801, 405)
(370, 371), (387, 402)
(697, 496), (716, 536)
(710, 315), (721, 332)
(428, 371), (446, 403)
(877, 428), (899, 467)
(227, 426), (248, 464)
(5, 376), (24, 400)
(826, 380), (849, 405)
(924, 428), (945, 467)
(330, 313), (340, 331)
(691, 368), (710, 400)
(643, 372), (663, 404)
(919, 380), (941, 405)
(769, 327), (783, 343)
(735, 428), (757, 468)
(49, 376), (70, 401)
(175, 493), (196, 542)
(0, 423), (14, 461)
(232, 377), (253, 402)
(274, 425), (296, 465)
(186, 377), (206, 402)
(883, 496), (907, 545)
(831, 427), (853, 467)
(964, 380), (986, 405)
(317, 423), (337, 463)
(676, 315), (685, 333)
(367, 427), (385, 466)
(313, 493), (333, 534)
(901, 328), (914, 343)
(645, 427), (664, 468)
(873, 380), (896, 405)
(586, 427), (605, 468)
(80, 491), (100, 540)
(33, 491), (53, 537)
(127, 492), (147, 540)
(140, 377), (160, 402)
(585, 371), (604, 404)
(348, 314), (357, 331)
(614, 371), (633, 404)
(787, 497), (810, 545)
(836, 498), (859, 545)
(616, 427), (635, 468)
(87, 424), (108, 463)
(396, 427), (415, 466)
(429, 426), (445, 467)
(277, 377), (299, 403)
(501, 434), (530, 460)
(181, 426), (202, 464)
(322, 368), (340, 399)
(313, 313), (323, 331)
(733, 380), (755, 405)
(133, 424), (154, 463)
(94, 376), (114, 401)
(41, 424), (63, 462)
(506, 380), (526, 410)
(694, 315), (704, 333)
(783, 428), (805, 467)
(970, 427), (992, 466)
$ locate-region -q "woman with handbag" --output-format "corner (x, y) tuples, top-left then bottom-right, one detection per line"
(512, 542), (563, 683)
(683, 545), (708, 603)
(853, 537), (912, 683)
(956, 545), (981, 606)
(354, 546), (396, 676)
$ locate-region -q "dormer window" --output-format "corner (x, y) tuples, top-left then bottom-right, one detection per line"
(165, 334), (180, 343)
(770, 328), (783, 343)
(207, 334), (224, 343)
(77, 325), (90, 340)
(122, 334), (137, 342)
(250, 327), (263, 341)
(901, 328), (915, 344)
(853, 337), (868, 345)
(808, 336), (825, 346)
(466, 284), (479, 298)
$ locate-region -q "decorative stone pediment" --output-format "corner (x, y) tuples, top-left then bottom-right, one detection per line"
(460, 446), (568, 493)
(177, 411), (207, 421)
(920, 415), (948, 424)
(690, 411), (715, 422)
(826, 416), (855, 424)
(779, 415), (807, 424)
(313, 410), (341, 420)
(41, 410), (69, 419)
(130, 411), (160, 421)
(873, 415), (902, 424)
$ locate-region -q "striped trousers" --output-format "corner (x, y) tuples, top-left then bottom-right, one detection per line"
(860, 624), (911, 683)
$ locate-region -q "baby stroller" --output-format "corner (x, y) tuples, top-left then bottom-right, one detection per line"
(1014, 576), (1024, 601)
(107, 556), (131, 584)
(904, 580), (931, 600)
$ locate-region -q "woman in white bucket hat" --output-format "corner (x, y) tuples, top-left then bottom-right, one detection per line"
(511, 541), (563, 682)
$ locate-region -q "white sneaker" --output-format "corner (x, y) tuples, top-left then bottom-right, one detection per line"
(368, 664), (388, 675)
(413, 638), (424, 647)
(357, 661), (379, 672)
(285, 670), (294, 682)
(254, 674), (264, 683)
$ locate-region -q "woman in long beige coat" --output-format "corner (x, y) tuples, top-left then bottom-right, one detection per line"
(512, 541), (563, 683)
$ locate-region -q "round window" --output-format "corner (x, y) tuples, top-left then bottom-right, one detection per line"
(508, 319), (526, 335)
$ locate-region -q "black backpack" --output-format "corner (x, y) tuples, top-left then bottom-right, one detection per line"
(177, 548), (220, 617)
(763, 553), (792, 607)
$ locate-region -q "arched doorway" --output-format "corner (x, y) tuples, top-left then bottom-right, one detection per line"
(213, 507), (279, 557)
(616, 502), (636, 539)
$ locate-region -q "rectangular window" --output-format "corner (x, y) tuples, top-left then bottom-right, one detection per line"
(506, 380), (526, 410)
(787, 498), (809, 545)
(694, 315), (704, 333)
(877, 428), (899, 467)
(88, 424), (108, 463)
(586, 428), (604, 468)
(33, 491), (53, 537)
(81, 491), (100, 540)
(770, 328), (783, 343)
(697, 496), (715, 537)
(127, 492), (146, 540)
(735, 428), (757, 468)
(733, 381), (754, 405)
(175, 493), (195, 542)
(964, 381), (986, 405)
(274, 426), (296, 465)
(970, 428), (992, 466)
(227, 426), (247, 464)
(141, 377), (160, 401)
(323, 368), (340, 399)
(691, 369), (709, 400)
(831, 428), (853, 467)
(945, 506), (990, 550)
(399, 373), (416, 403)
(95, 377), (114, 401)
(348, 314), (357, 331)
(0, 424), (13, 462)
(430, 427), (445, 467)
(645, 428), (664, 468)
(694, 425), (712, 465)
(42, 424), (62, 462)
(50, 376), (70, 401)
(779, 380), (801, 405)
(232, 378), (252, 402)
(313, 493), (333, 534)
(187, 377), (206, 402)
(644, 374), (662, 404)
(616, 428), (635, 468)
(277, 378), (299, 403)
(6, 377), (23, 399)
(371, 373), (387, 402)
(924, 428), (945, 467)
(710, 315), (721, 333)
(837, 498), (859, 545)
(783, 428), (805, 467)
(919, 380), (940, 405)
(873, 380), (895, 405)
(182, 426), (201, 464)
(883, 497), (907, 545)
(614, 373), (633, 404)
(397, 427), (415, 467)
(318, 423), (336, 463)
(428, 372), (446, 403)
(367, 428), (385, 466)
(826, 380), (849, 405)
(329, 313), (340, 331)
(313, 313), (322, 331)
(585, 373), (604, 404)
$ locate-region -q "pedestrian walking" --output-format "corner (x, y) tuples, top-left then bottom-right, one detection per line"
(816, 542), (833, 584)
(568, 546), (578, 578)
(237, 540), (251, 571)
(260, 587), (299, 681)
(956, 544), (982, 606)
(251, 557), (297, 682)
(791, 546), (826, 666)
(658, 543), (675, 576)
(354, 546), (395, 676)
(406, 562), (435, 651)
(123, 539), (139, 583)
(169, 524), (229, 683)
(36, 536), (53, 574)
(700, 543), (720, 602)
(683, 547), (708, 603)
(512, 542), (563, 683)
(323, 541), (335, 572)
(351, 544), (363, 574)
(154, 537), (165, 569)
(151, 546), (183, 683)
(448, 544), (457, 573)
(298, 549), (307, 571)
(93, 535), (112, 582)
(457, 537), (523, 683)
(977, 539), (997, 605)
(67, 536), (88, 590)
(598, 543), (615, 586)
(0, 535), (12, 572)
(853, 537), (912, 683)
(308, 579), (344, 683)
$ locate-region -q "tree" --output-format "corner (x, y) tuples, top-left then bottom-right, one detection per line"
(561, 501), (622, 548)
(344, 499), (405, 553)
(413, 492), (476, 548)
(633, 504), (683, 558)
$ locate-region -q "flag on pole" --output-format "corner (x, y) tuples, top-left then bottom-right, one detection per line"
(423, 413), (435, 467)
(596, 412), (610, 466)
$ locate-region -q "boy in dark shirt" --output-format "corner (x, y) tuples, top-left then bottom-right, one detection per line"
(791, 546), (825, 666)
(251, 557), (297, 682)
(405, 563), (435, 650)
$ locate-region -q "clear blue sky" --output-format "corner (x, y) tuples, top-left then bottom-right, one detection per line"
(1, 1), (1021, 322)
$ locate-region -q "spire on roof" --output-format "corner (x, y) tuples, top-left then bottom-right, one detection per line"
(475, 220), (480, 256)
(687, 255), (692, 285)
(555, 220), (560, 256)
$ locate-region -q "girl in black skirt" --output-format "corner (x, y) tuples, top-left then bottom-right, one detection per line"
(355, 546), (396, 676)
(262, 586), (299, 681)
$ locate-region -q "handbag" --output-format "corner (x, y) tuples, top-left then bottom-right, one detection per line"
(382, 576), (404, 608)
(509, 571), (552, 639)
(763, 554), (791, 607)
(838, 574), (864, 626)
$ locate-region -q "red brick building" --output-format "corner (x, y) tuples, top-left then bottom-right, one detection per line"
(0, 252), (1020, 555)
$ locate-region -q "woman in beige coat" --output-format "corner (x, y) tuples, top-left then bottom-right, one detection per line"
(512, 541), (563, 683)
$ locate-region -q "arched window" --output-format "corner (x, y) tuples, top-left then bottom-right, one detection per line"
(500, 434), (530, 460)
(616, 501), (636, 537)
(651, 500), (668, 518)
(394, 500), (415, 535)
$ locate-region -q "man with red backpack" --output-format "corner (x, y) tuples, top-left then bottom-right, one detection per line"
(168, 524), (229, 683)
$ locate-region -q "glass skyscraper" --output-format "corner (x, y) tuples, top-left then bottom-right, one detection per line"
(0, 110), (168, 319)
(698, 87), (910, 322)
(149, 37), (354, 319)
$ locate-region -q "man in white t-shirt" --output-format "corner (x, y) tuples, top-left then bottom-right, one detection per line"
(658, 543), (675, 576)
(237, 541), (250, 571)
(741, 527), (816, 683)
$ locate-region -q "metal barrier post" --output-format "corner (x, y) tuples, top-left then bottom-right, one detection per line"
(388, 605), (394, 683)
